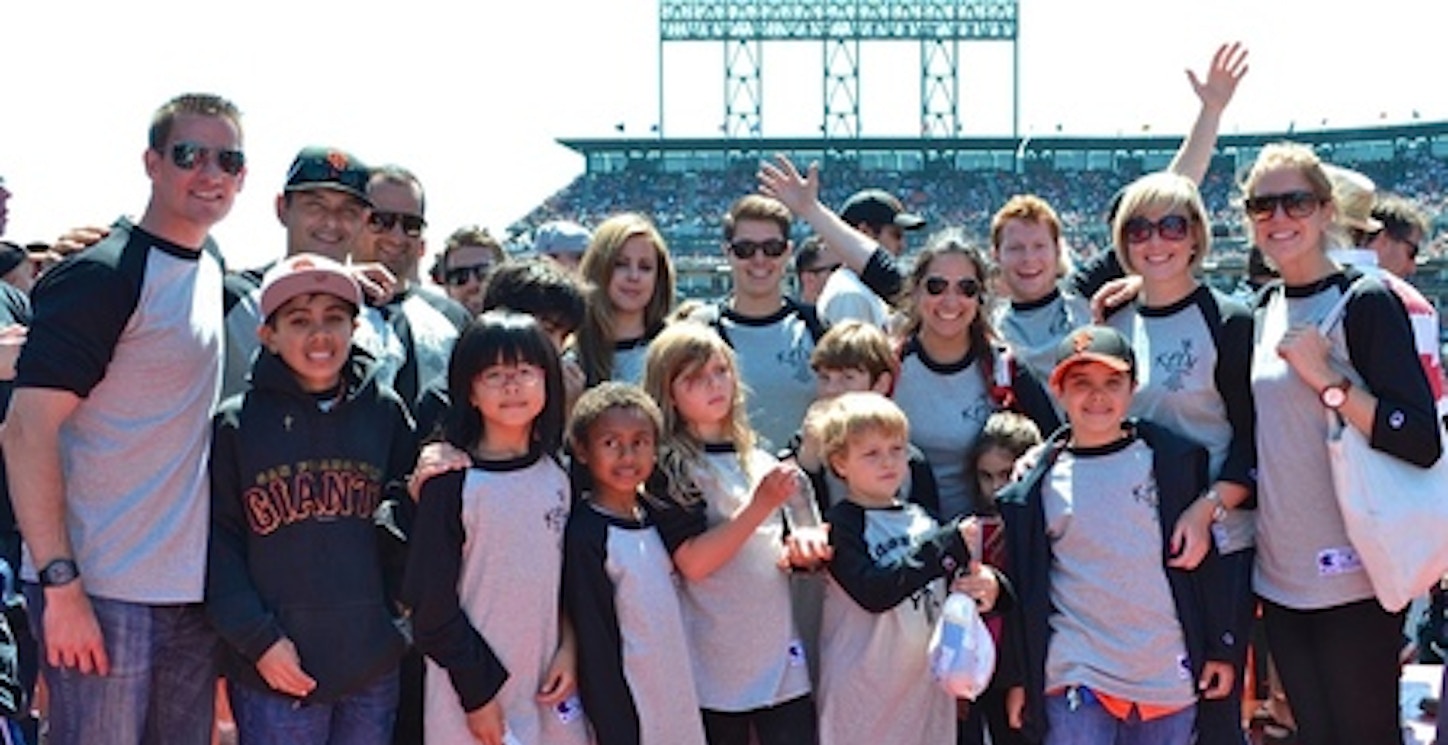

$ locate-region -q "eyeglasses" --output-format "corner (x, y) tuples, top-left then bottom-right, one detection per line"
(162, 141), (245, 176)
(1123, 214), (1192, 244)
(1244, 191), (1324, 222)
(444, 263), (492, 287)
(728, 238), (788, 260)
(368, 211), (426, 237)
(1381, 228), (1424, 260)
(801, 263), (842, 277)
(477, 364), (544, 390)
(922, 276), (981, 298)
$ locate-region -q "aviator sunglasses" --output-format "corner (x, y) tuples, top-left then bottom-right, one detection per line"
(922, 275), (981, 298)
(1244, 190), (1324, 222)
(1123, 214), (1192, 244)
(162, 141), (245, 176)
(444, 263), (492, 287)
(728, 238), (788, 260)
(368, 211), (427, 238)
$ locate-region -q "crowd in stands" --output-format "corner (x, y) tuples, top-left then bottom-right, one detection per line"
(509, 146), (1448, 263)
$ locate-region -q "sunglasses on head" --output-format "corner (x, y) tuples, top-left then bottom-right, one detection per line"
(1244, 191), (1324, 222)
(728, 238), (788, 260)
(444, 263), (492, 287)
(368, 211), (426, 237)
(801, 263), (842, 276)
(923, 275), (981, 298)
(163, 141), (245, 176)
(1124, 214), (1192, 245)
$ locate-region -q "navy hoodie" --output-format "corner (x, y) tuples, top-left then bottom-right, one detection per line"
(206, 345), (418, 703)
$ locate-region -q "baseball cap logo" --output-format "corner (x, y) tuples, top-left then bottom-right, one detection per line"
(1072, 329), (1094, 354)
(325, 150), (349, 173)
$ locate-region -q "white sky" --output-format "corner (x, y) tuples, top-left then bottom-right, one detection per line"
(3, 0), (1445, 268)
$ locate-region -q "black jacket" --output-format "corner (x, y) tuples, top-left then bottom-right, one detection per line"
(995, 420), (1237, 743)
(206, 346), (418, 703)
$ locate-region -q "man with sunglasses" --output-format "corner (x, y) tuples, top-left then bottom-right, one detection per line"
(3, 93), (243, 745)
(352, 165), (468, 415)
(432, 225), (504, 316)
(695, 194), (826, 451)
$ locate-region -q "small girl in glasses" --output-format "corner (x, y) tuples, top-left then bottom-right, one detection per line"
(403, 311), (590, 745)
(891, 230), (1059, 521)
(642, 321), (826, 745)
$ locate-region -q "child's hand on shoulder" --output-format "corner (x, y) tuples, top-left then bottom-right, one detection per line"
(408, 441), (472, 500)
(782, 524), (833, 570)
(255, 637), (316, 699)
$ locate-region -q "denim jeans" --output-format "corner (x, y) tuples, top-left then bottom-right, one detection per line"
(24, 585), (217, 745)
(229, 669), (399, 745)
(1043, 688), (1195, 745)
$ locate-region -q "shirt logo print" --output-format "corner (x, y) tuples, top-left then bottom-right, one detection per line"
(1132, 477), (1160, 510)
(1155, 338), (1198, 392)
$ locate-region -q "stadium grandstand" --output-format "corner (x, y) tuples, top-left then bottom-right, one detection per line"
(506, 0), (1448, 317)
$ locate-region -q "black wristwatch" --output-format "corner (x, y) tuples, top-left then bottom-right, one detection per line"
(38, 558), (80, 588)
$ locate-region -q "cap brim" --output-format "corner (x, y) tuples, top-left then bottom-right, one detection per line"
(1049, 354), (1133, 389)
(894, 213), (926, 230)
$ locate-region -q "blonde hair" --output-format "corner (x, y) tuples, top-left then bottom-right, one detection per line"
(1112, 171), (1212, 274)
(815, 392), (909, 470)
(642, 321), (757, 505)
(576, 213), (677, 385)
(1239, 142), (1343, 252)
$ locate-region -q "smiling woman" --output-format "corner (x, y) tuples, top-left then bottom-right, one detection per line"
(890, 229), (1059, 520)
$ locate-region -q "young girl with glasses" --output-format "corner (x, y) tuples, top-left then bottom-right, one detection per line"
(403, 311), (590, 745)
(890, 231), (1059, 521)
(572, 213), (677, 387)
(641, 321), (826, 745)
(1246, 142), (1440, 745)
(1102, 171), (1257, 745)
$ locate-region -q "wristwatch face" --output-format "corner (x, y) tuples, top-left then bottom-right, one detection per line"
(40, 559), (78, 587)
(1322, 384), (1348, 409)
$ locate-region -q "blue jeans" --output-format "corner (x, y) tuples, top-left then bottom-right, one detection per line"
(229, 669), (399, 745)
(1043, 688), (1195, 745)
(24, 586), (216, 745)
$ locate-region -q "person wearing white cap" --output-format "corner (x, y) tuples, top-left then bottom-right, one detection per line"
(534, 220), (592, 274)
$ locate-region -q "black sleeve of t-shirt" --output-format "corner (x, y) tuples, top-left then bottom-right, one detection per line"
(825, 501), (969, 614)
(643, 491), (709, 556)
(1344, 281), (1443, 467)
(906, 446), (942, 520)
(1010, 362), (1063, 438)
(401, 470), (509, 712)
(15, 227), (145, 396)
(1211, 294), (1258, 495)
(858, 247), (904, 303)
(1067, 250), (1124, 301)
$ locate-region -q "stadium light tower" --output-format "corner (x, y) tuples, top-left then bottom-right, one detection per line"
(658, 0), (1020, 139)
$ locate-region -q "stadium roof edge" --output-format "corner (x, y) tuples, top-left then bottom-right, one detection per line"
(556, 120), (1448, 155)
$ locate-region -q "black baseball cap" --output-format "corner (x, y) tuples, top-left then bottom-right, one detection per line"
(840, 189), (925, 231)
(1050, 325), (1136, 388)
(284, 146), (371, 206)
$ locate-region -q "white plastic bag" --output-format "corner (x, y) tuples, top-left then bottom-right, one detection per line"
(928, 591), (996, 699)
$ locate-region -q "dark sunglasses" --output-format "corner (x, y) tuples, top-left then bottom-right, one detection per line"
(1123, 214), (1192, 244)
(1244, 191), (1324, 222)
(368, 211), (426, 237)
(1381, 227), (1423, 259)
(163, 141), (245, 176)
(923, 275), (981, 298)
(444, 263), (492, 287)
(728, 238), (788, 260)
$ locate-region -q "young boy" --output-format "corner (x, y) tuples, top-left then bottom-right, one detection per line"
(791, 320), (940, 517)
(207, 253), (418, 745)
(997, 325), (1235, 745)
(814, 392), (980, 745)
